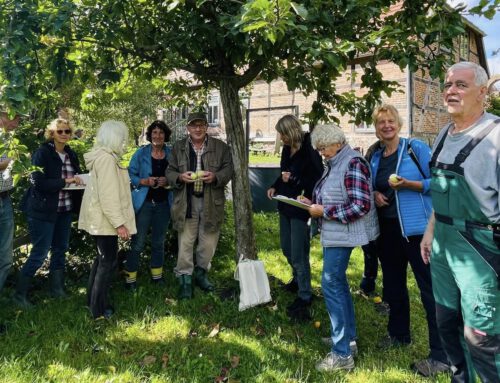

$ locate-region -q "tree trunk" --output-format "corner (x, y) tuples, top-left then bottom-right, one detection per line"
(219, 78), (257, 260)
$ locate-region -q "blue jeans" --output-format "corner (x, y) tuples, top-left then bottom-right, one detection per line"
(0, 195), (14, 291)
(322, 246), (356, 357)
(126, 200), (171, 273)
(279, 213), (312, 300)
(22, 212), (73, 277)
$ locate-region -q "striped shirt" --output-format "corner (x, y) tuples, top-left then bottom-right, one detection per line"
(188, 136), (207, 195)
(314, 158), (371, 224)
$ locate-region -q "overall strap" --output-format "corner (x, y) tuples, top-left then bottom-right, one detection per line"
(430, 124), (451, 169)
(453, 118), (500, 168)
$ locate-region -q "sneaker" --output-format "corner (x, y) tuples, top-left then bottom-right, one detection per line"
(378, 335), (411, 349)
(282, 278), (299, 293)
(315, 352), (355, 372)
(411, 358), (450, 377)
(321, 338), (358, 357)
(286, 296), (313, 313)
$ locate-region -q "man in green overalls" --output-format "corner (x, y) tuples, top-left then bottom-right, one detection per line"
(421, 61), (499, 382)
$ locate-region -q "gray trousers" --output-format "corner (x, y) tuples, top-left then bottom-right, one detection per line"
(174, 196), (220, 276)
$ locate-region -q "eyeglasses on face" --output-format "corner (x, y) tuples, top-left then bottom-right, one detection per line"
(56, 129), (72, 135)
(188, 123), (207, 130)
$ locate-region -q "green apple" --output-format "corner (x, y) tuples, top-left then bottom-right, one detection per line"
(389, 173), (399, 183)
(190, 173), (198, 180)
(196, 171), (205, 178)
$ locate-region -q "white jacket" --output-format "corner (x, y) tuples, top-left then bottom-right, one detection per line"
(78, 147), (136, 236)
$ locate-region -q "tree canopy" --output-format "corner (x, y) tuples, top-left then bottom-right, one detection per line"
(0, 0), (481, 258)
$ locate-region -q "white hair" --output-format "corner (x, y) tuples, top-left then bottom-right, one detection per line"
(447, 61), (488, 86)
(310, 123), (346, 149)
(95, 120), (128, 155)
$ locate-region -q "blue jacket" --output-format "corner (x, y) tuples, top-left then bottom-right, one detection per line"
(129, 144), (172, 213)
(370, 137), (432, 237)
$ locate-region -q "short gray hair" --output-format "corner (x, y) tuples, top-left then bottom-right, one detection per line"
(447, 62), (488, 86)
(95, 120), (128, 155)
(310, 124), (346, 149)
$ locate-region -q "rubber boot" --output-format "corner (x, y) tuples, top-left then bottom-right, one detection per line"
(193, 266), (214, 292)
(12, 274), (34, 309)
(177, 275), (193, 300)
(49, 269), (67, 298)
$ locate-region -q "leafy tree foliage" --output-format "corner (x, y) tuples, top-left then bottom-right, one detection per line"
(0, 0), (487, 258)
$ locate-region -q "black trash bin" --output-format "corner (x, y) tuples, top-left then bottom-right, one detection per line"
(249, 165), (280, 212)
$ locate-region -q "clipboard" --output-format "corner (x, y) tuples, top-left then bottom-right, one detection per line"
(272, 195), (311, 210)
(63, 173), (90, 190)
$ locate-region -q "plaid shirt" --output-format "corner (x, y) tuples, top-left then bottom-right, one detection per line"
(314, 158), (371, 224)
(0, 153), (13, 192)
(57, 152), (75, 212)
(188, 136), (207, 195)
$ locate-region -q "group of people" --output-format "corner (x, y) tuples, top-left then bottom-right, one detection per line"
(268, 61), (499, 382)
(0, 61), (498, 382)
(1, 111), (232, 320)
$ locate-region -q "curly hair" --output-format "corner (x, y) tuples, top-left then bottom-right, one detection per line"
(146, 120), (172, 143)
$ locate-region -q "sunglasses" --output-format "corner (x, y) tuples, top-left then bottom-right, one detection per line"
(56, 129), (72, 135)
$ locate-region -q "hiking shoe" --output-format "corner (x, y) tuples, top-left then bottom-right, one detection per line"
(315, 352), (355, 372)
(286, 296), (313, 313)
(378, 335), (411, 349)
(411, 358), (450, 377)
(321, 338), (358, 357)
(282, 278), (299, 293)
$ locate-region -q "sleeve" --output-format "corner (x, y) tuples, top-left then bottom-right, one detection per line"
(213, 143), (233, 188)
(166, 144), (182, 188)
(323, 158), (372, 224)
(410, 139), (432, 194)
(128, 148), (142, 188)
(31, 147), (65, 193)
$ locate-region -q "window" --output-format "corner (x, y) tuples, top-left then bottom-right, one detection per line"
(459, 33), (469, 60)
(207, 93), (220, 126)
(354, 121), (375, 132)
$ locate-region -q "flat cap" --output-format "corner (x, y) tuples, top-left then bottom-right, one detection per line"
(187, 112), (208, 125)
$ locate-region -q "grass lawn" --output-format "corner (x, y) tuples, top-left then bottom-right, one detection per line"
(0, 207), (450, 383)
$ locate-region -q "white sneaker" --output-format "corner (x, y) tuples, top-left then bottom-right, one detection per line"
(321, 338), (358, 357)
(315, 352), (355, 372)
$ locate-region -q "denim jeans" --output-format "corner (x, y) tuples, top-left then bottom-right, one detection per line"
(279, 213), (312, 301)
(126, 200), (171, 273)
(21, 212), (73, 277)
(0, 195), (14, 291)
(322, 246), (356, 357)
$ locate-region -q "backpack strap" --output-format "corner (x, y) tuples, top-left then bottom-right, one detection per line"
(406, 139), (426, 178)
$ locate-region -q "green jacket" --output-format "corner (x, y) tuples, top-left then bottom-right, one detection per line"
(166, 136), (233, 232)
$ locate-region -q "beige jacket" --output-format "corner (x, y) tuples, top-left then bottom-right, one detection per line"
(78, 147), (136, 236)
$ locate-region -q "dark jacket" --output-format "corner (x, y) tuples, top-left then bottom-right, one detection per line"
(166, 136), (233, 232)
(23, 141), (82, 222)
(271, 132), (324, 221)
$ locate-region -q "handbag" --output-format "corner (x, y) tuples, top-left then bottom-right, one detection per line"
(234, 254), (272, 311)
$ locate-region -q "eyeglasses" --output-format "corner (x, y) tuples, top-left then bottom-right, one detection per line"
(56, 129), (72, 135)
(188, 124), (207, 130)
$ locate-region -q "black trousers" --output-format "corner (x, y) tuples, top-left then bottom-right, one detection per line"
(87, 235), (117, 319)
(378, 218), (446, 362)
(362, 240), (379, 280)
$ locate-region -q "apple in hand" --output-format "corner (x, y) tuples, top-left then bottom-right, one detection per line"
(389, 174), (400, 183)
(190, 173), (198, 180)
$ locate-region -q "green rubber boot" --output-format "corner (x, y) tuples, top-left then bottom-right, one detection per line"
(193, 267), (214, 292)
(178, 275), (193, 300)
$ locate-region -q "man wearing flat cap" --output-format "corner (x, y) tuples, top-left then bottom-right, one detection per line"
(0, 108), (22, 294)
(166, 112), (233, 299)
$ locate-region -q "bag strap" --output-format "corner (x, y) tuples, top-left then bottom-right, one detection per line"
(406, 139), (426, 178)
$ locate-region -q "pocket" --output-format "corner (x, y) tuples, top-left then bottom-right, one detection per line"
(430, 175), (450, 216)
(467, 289), (500, 332)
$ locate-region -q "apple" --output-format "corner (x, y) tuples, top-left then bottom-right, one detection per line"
(314, 321), (321, 329)
(190, 173), (198, 180)
(389, 173), (400, 183)
(196, 170), (205, 178)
